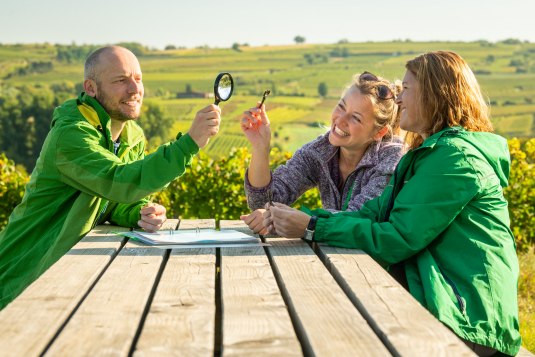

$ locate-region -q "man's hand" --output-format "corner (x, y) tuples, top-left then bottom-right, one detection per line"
(262, 202), (311, 238)
(138, 203), (167, 232)
(240, 209), (270, 235)
(187, 104), (221, 148)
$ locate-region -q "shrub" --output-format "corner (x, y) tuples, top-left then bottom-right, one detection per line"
(505, 138), (535, 250)
(153, 147), (320, 222)
(0, 153), (29, 229)
(0, 139), (532, 248)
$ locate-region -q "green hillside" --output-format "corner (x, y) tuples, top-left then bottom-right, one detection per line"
(1, 40), (534, 158)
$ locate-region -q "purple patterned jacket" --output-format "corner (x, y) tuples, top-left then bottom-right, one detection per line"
(244, 133), (405, 212)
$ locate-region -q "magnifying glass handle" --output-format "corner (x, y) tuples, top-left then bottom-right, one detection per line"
(214, 99), (220, 105)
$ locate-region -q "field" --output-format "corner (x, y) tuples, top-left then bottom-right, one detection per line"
(1, 40), (534, 158)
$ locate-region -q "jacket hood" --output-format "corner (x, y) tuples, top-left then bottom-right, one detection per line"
(424, 127), (510, 187)
(51, 92), (145, 148)
(466, 131), (510, 187)
(52, 92), (108, 128)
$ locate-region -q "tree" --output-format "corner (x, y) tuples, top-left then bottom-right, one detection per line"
(294, 36), (306, 44)
(137, 100), (175, 149)
(231, 43), (241, 52)
(0, 83), (72, 169)
(318, 82), (328, 97)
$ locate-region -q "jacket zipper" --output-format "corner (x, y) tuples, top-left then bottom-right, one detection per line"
(91, 139), (134, 229)
(440, 269), (467, 316)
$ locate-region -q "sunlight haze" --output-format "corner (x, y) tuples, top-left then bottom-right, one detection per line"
(1, 0), (533, 48)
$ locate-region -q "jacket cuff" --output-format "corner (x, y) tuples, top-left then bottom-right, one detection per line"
(176, 132), (200, 156)
(244, 168), (273, 193)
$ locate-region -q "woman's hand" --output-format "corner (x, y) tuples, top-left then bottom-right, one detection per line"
(240, 104), (271, 153)
(263, 202), (311, 238)
(240, 209), (270, 235)
(138, 203), (167, 232)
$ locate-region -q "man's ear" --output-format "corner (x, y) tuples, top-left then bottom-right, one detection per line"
(374, 126), (389, 141)
(84, 79), (97, 97)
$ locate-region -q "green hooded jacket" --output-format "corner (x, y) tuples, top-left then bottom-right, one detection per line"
(0, 92), (199, 309)
(312, 127), (521, 355)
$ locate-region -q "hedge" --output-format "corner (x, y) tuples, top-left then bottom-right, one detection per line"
(1, 139), (533, 249)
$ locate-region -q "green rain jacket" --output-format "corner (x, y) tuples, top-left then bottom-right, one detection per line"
(312, 127), (521, 355)
(0, 92), (199, 309)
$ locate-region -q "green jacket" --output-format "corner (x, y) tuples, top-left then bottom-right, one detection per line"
(312, 127), (521, 355)
(0, 92), (199, 309)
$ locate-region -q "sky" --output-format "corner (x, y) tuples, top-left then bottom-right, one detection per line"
(1, 0), (534, 49)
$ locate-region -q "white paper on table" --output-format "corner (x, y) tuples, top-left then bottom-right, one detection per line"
(119, 229), (260, 246)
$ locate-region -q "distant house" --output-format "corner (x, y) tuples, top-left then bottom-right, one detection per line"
(176, 91), (213, 99)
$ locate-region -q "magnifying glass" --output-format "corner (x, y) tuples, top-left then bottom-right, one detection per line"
(214, 72), (234, 105)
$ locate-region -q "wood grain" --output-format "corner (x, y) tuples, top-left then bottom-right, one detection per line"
(219, 221), (301, 356)
(45, 237), (166, 356)
(133, 219), (217, 356)
(0, 224), (128, 356)
(266, 238), (390, 356)
(317, 245), (475, 356)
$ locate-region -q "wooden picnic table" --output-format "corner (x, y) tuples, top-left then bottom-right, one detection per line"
(0, 219), (531, 356)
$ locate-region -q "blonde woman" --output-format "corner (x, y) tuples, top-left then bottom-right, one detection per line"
(240, 72), (404, 234)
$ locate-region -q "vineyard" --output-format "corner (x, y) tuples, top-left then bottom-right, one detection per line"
(1, 40), (535, 161)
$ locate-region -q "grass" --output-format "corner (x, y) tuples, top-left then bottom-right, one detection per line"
(519, 247), (535, 352)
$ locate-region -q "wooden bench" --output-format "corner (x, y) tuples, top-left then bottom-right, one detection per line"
(0, 219), (530, 356)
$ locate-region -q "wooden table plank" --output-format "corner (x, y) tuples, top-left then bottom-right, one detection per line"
(316, 246), (475, 356)
(160, 218), (179, 230)
(0, 224), (128, 357)
(519, 346), (535, 357)
(45, 237), (167, 356)
(219, 221), (301, 356)
(266, 238), (391, 356)
(134, 219), (217, 356)
(219, 219), (253, 234)
(178, 219), (216, 229)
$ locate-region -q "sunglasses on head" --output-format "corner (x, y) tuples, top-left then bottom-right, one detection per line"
(359, 71), (395, 100)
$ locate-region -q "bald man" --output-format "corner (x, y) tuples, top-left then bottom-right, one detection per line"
(0, 46), (221, 309)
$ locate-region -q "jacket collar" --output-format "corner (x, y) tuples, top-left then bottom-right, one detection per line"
(76, 92), (144, 151)
(77, 92), (111, 131)
(418, 126), (464, 150)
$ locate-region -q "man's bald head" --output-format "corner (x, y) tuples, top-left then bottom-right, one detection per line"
(84, 46), (136, 83)
(83, 45), (144, 122)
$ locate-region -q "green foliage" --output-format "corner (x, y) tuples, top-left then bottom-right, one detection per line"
(55, 44), (99, 63)
(318, 82), (328, 97)
(114, 42), (149, 57)
(0, 139), (531, 250)
(504, 138), (535, 250)
(137, 99), (176, 148)
(154, 148), (249, 221)
(231, 43), (241, 52)
(518, 247), (535, 351)
(153, 147), (320, 221)
(0, 83), (75, 169)
(294, 36), (305, 44)
(0, 153), (29, 230)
